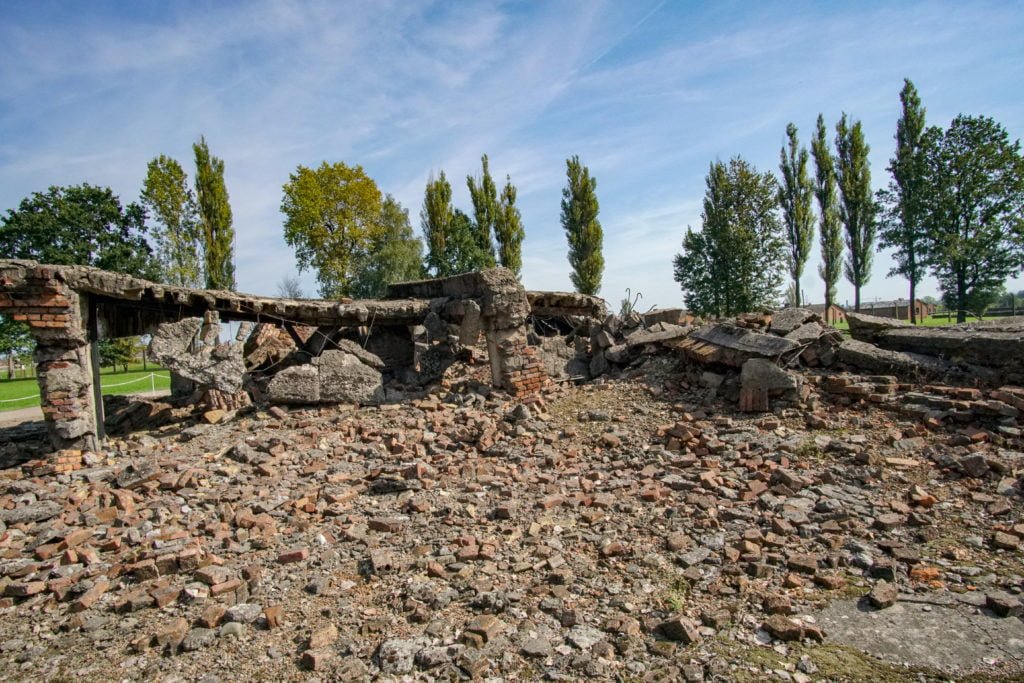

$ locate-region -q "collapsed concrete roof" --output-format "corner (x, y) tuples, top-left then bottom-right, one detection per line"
(0, 259), (605, 453)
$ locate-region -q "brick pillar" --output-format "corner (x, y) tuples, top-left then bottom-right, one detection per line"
(0, 263), (99, 451)
(488, 328), (549, 396)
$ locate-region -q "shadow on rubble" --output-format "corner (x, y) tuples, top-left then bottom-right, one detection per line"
(0, 420), (50, 469)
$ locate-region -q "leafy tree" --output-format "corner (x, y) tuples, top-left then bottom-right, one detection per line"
(878, 79), (929, 322)
(495, 175), (525, 276)
(141, 155), (202, 287)
(281, 161), (384, 298)
(835, 114), (877, 311)
(673, 158), (785, 316)
(98, 337), (137, 373)
(0, 315), (33, 379)
(919, 115), (1024, 322)
(350, 195), (425, 298)
(421, 171), (455, 277)
(444, 209), (489, 276)
(276, 274), (304, 299)
(0, 184), (158, 278)
(811, 115), (843, 318)
(466, 155), (497, 266)
(561, 155), (604, 295)
(193, 136), (236, 291)
(421, 172), (491, 277)
(778, 123), (815, 307)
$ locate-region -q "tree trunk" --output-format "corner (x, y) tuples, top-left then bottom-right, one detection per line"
(854, 285), (861, 312)
(956, 271), (967, 324)
(909, 277), (917, 325)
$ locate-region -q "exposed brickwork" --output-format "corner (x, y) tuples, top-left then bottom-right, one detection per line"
(0, 262), (97, 452)
(23, 450), (84, 476)
(497, 334), (549, 396)
(1, 259), (569, 451)
(738, 386), (769, 412)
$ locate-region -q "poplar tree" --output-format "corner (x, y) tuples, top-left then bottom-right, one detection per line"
(673, 157), (784, 316)
(835, 115), (876, 311)
(778, 123), (815, 307)
(494, 175), (525, 276)
(193, 136), (236, 291)
(141, 155), (202, 287)
(466, 155), (497, 266)
(561, 155), (604, 295)
(878, 79), (928, 322)
(811, 115), (843, 320)
(421, 171), (454, 277)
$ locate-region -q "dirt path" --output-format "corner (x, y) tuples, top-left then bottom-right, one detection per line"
(0, 390), (170, 428)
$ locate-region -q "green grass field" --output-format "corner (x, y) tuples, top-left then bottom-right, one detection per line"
(0, 365), (170, 412)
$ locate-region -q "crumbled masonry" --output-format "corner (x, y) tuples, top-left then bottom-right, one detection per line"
(2, 262), (1023, 680)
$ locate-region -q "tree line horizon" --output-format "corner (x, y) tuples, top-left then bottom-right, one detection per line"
(1, 78), (1022, 334)
(676, 79), (1024, 325)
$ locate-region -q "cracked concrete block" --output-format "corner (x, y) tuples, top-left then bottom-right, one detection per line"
(317, 351), (384, 405)
(265, 365), (320, 404)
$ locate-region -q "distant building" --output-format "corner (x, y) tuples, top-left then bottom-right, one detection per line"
(859, 298), (935, 321)
(807, 303), (846, 325)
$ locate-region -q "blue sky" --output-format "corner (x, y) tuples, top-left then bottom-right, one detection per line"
(2, 0), (1023, 309)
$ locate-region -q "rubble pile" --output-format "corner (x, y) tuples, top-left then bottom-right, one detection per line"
(1, 340), (1023, 680)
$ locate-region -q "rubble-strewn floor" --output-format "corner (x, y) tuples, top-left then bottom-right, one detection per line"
(1, 359), (1023, 682)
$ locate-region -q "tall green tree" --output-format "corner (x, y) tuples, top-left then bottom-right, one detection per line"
(466, 154), (497, 266)
(495, 175), (525, 276)
(812, 115), (843, 319)
(98, 337), (137, 373)
(421, 171), (491, 277)
(350, 195), (424, 298)
(193, 136), (236, 291)
(141, 155), (202, 287)
(422, 171), (455, 277)
(446, 209), (491, 275)
(919, 115), (1024, 322)
(281, 161), (384, 298)
(778, 123), (815, 307)
(835, 114), (877, 311)
(0, 315), (33, 379)
(878, 79), (929, 322)
(561, 155), (604, 295)
(673, 158), (785, 316)
(0, 184), (158, 278)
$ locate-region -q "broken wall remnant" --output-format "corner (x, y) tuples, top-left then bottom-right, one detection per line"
(149, 313), (246, 394)
(2, 259), (587, 452)
(388, 268), (547, 395)
(0, 261), (99, 451)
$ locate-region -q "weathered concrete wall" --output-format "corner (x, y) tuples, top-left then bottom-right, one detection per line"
(389, 269), (546, 395)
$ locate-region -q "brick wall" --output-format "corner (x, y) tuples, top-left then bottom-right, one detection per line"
(0, 264), (98, 451)
(495, 333), (549, 396)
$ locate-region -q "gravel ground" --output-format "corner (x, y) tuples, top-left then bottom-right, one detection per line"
(0, 357), (1022, 682)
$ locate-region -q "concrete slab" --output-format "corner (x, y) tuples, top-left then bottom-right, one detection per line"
(816, 598), (1024, 672)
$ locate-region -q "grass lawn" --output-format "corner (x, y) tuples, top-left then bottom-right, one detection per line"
(0, 366), (170, 412)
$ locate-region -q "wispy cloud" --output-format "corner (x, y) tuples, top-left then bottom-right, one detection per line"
(1, 0), (1022, 303)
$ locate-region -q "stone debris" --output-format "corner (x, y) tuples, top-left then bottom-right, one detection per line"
(149, 313), (247, 395)
(2, 290), (1024, 679)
